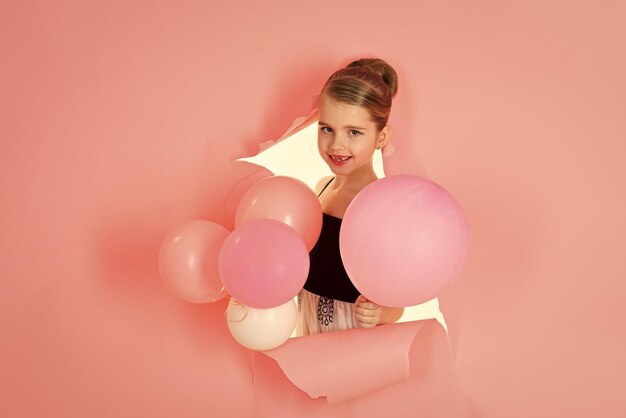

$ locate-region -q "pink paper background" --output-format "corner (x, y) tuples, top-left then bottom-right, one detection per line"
(1, 1), (625, 417)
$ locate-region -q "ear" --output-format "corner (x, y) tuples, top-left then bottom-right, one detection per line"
(376, 125), (392, 149)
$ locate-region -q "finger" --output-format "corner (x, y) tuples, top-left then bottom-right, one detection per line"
(356, 318), (377, 328)
(355, 295), (368, 304)
(355, 313), (378, 324)
(355, 307), (375, 317)
(358, 302), (378, 310)
(354, 314), (376, 328)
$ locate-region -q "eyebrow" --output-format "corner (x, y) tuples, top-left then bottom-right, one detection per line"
(318, 121), (368, 131)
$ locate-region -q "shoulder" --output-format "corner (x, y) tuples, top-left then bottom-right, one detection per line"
(315, 176), (334, 194)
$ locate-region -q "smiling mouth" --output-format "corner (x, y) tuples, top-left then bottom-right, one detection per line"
(329, 155), (351, 163)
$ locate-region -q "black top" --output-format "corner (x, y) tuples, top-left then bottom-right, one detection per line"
(303, 178), (361, 303)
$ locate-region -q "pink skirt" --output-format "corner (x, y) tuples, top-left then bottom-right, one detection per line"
(296, 289), (358, 336)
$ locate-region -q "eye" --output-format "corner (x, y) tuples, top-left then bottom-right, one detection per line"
(320, 126), (333, 134)
(348, 129), (363, 137)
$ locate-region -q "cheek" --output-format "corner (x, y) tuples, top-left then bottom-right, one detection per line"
(354, 137), (377, 154)
(317, 137), (327, 156)
(317, 135), (329, 151)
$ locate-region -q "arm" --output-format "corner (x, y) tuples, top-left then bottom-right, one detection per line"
(354, 295), (404, 328)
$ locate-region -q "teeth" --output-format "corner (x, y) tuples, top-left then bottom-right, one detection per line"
(331, 155), (350, 162)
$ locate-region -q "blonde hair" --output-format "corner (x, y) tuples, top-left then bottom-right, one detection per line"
(321, 58), (398, 130)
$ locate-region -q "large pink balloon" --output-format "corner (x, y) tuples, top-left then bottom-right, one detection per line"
(219, 219), (310, 309)
(158, 220), (230, 303)
(340, 175), (468, 307)
(235, 176), (323, 251)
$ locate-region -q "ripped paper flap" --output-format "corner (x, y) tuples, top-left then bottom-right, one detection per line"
(262, 320), (433, 404)
(258, 107), (318, 153)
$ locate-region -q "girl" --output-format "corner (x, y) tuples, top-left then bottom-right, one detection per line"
(297, 58), (405, 336)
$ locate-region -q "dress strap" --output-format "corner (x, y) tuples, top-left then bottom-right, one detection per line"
(317, 177), (335, 197)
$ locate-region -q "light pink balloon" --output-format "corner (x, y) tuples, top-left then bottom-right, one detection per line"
(158, 220), (230, 303)
(340, 175), (469, 307)
(219, 219), (310, 309)
(225, 169), (273, 229)
(235, 176), (323, 251)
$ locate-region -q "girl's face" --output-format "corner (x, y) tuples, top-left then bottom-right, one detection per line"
(317, 94), (390, 177)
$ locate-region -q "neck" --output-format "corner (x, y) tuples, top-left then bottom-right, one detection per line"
(332, 163), (378, 194)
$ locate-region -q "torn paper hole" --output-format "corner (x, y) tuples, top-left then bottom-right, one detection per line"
(237, 111), (384, 191)
(237, 113), (449, 332)
(235, 113), (452, 400)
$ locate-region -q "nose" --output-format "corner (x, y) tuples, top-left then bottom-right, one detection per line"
(328, 133), (348, 151)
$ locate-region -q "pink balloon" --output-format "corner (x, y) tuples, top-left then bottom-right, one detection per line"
(225, 169), (273, 229)
(235, 176), (323, 251)
(219, 219), (310, 309)
(158, 220), (230, 303)
(340, 175), (468, 307)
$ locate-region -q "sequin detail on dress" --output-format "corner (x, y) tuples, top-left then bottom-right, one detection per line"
(317, 297), (334, 326)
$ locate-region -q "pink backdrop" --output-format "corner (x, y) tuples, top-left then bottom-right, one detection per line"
(1, 0), (625, 417)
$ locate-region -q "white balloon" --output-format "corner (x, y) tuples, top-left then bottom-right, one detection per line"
(226, 298), (297, 351)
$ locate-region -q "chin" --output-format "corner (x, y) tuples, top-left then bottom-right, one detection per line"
(328, 165), (353, 176)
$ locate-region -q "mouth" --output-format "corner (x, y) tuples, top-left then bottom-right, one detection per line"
(329, 154), (352, 165)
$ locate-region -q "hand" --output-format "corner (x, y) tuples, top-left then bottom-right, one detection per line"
(354, 295), (383, 328)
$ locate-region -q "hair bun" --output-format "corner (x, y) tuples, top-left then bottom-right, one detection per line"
(347, 58), (398, 97)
